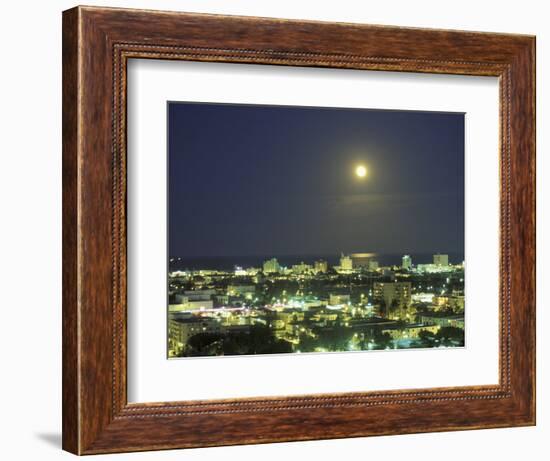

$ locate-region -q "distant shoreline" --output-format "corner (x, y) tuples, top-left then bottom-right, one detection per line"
(168, 252), (465, 271)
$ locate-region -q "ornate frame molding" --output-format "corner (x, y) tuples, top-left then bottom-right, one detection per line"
(63, 6), (535, 454)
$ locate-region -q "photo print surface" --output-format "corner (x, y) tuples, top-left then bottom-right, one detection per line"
(167, 102), (465, 358)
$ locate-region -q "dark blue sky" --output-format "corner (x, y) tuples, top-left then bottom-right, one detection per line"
(168, 102), (464, 258)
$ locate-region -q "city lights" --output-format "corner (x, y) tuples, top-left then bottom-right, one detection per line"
(168, 253), (465, 358)
(167, 103), (465, 360)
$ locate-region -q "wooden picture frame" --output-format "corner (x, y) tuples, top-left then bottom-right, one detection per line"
(62, 5), (535, 455)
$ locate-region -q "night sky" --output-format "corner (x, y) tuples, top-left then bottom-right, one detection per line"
(168, 102), (464, 259)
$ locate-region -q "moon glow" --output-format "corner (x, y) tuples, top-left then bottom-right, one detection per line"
(355, 165), (367, 178)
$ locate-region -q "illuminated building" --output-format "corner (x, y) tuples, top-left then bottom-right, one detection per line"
(433, 253), (449, 267)
(314, 259), (328, 273)
(227, 285), (256, 299)
(419, 313), (465, 329)
(373, 281), (412, 319)
(367, 260), (379, 271)
(278, 310), (306, 323)
(412, 292), (435, 303)
(402, 254), (412, 270)
(214, 294), (229, 306)
(329, 293), (351, 306)
(169, 297), (214, 312)
(340, 253), (353, 271)
(284, 296), (324, 309)
(170, 291), (215, 311)
(310, 308), (339, 324)
(382, 324), (440, 340)
(263, 258), (280, 274)
(292, 261), (312, 275)
(432, 294), (465, 312)
(181, 289), (216, 301)
(416, 263), (451, 274)
(169, 317), (222, 353)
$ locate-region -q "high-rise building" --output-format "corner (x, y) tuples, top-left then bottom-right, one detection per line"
(373, 282), (412, 319)
(169, 317), (222, 355)
(314, 259), (328, 273)
(340, 253), (353, 271)
(402, 254), (412, 270)
(263, 257), (280, 274)
(433, 253), (449, 267)
(367, 260), (379, 271)
(292, 262), (312, 275)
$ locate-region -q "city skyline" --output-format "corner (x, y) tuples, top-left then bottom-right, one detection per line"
(169, 251), (464, 272)
(169, 252), (460, 278)
(168, 251), (465, 357)
(167, 102), (465, 358)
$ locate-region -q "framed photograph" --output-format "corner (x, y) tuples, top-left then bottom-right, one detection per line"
(62, 6), (535, 455)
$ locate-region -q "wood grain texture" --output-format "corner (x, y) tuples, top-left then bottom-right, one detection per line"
(62, 5), (536, 455)
(62, 7), (80, 454)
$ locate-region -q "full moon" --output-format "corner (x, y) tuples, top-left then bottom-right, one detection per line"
(355, 165), (367, 178)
